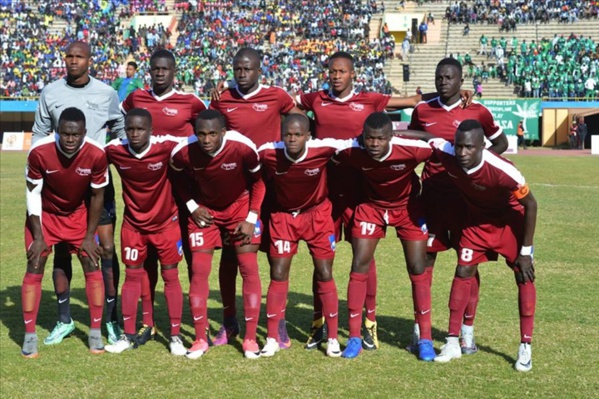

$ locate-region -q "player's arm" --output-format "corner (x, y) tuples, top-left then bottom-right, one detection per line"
(106, 91), (126, 139)
(514, 185), (537, 283)
(234, 154), (265, 245)
(480, 106), (508, 154)
(25, 180), (48, 269)
(80, 185), (104, 266)
(386, 90), (474, 111)
(110, 78), (120, 90)
(488, 133), (509, 155)
(32, 91), (53, 143)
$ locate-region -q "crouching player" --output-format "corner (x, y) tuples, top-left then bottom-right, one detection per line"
(429, 120), (537, 371)
(22, 107), (107, 357)
(170, 110), (265, 359)
(258, 114), (343, 358)
(335, 113), (436, 361)
(104, 109), (185, 355)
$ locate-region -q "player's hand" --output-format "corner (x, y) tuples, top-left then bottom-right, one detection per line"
(233, 221), (254, 246)
(79, 237), (100, 267)
(27, 238), (48, 269)
(211, 81), (226, 101)
(515, 255), (535, 283)
(459, 89), (474, 108)
(191, 207), (214, 228)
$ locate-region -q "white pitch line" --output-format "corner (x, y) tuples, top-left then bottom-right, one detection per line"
(532, 183), (599, 190)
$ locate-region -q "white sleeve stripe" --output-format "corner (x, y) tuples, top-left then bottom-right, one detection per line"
(26, 176), (44, 185)
(483, 151), (525, 184)
(249, 164), (261, 173)
(391, 136), (431, 148)
(487, 128), (503, 141)
(91, 181), (109, 189)
(226, 131), (258, 150)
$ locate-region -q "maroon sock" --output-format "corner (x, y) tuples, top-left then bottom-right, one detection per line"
(518, 281), (536, 343)
(448, 276), (472, 336)
(162, 268), (183, 337)
(317, 279), (339, 339)
(347, 272), (368, 338)
(121, 268), (143, 335)
(237, 252), (261, 341)
(219, 248), (238, 319)
(311, 272), (323, 321)
(365, 258), (377, 322)
(410, 272), (432, 340)
(463, 271), (480, 326)
(415, 266), (434, 325)
(189, 252), (212, 341)
(22, 273), (43, 333)
(140, 268), (154, 327)
(266, 279), (288, 340)
(84, 270), (105, 329)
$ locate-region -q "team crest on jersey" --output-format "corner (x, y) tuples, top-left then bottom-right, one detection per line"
(390, 164), (406, 171)
(253, 103), (268, 112)
(452, 120), (462, 128)
(85, 101), (100, 111)
(76, 167), (92, 176)
(221, 162), (237, 171)
(148, 161), (164, 171)
(304, 167), (320, 176)
(329, 234), (336, 251)
(162, 106), (179, 116)
(350, 103), (365, 111)
(471, 183), (487, 191)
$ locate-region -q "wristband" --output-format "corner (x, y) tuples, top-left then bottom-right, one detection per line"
(245, 211), (258, 225)
(186, 200), (199, 214)
(520, 245), (533, 256)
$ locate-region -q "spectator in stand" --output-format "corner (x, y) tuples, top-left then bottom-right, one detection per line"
(111, 61), (144, 101)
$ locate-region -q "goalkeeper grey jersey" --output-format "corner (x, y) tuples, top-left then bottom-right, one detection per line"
(32, 76), (125, 145)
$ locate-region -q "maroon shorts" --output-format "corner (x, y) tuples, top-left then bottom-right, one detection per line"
(421, 182), (465, 252)
(120, 223), (183, 266)
(24, 207), (87, 256)
(187, 195), (262, 251)
(459, 212), (524, 266)
(269, 199), (336, 259)
(351, 200), (428, 241)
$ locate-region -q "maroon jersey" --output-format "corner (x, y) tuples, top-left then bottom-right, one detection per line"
(170, 130), (265, 211)
(430, 138), (525, 220)
(258, 138), (349, 211)
(409, 98), (502, 189)
(105, 135), (182, 232)
(121, 89), (207, 137)
(334, 137), (431, 208)
(297, 90), (391, 139)
(26, 135), (108, 215)
(209, 85), (296, 147)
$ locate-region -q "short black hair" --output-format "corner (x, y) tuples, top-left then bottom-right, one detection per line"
(126, 108), (152, 125)
(196, 109), (226, 130)
(150, 49), (176, 65)
(364, 112), (392, 131)
(127, 61), (138, 69)
(329, 51), (354, 67)
(436, 57), (463, 76)
(58, 107), (86, 125)
(283, 113), (310, 131)
(234, 47), (261, 64)
(457, 119), (482, 133)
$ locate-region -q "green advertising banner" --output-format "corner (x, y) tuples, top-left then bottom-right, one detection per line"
(399, 99), (541, 140)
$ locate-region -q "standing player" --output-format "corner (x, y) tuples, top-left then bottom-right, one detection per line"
(427, 120), (537, 372)
(333, 113), (435, 361)
(406, 57), (508, 356)
(295, 51), (465, 351)
(170, 110), (265, 359)
(32, 41), (125, 347)
(121, 49), (208, 344)
(258, 114), (343, 358)
(209, 47), (302, 349)
(22, 107), (108, 358)
(104, 109), (185, 355)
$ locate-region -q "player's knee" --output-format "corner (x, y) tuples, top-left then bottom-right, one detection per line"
(351, 258), (371, 274)
(455, 265), (477, 278)
(100, 243), (115, 258)
(26, 264), (44, 275)
(81, 259), (99, 273)
(314, 265), (333, 282)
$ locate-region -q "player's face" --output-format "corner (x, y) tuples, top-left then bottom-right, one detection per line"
(363, 125), (392, 160)
(454, 129), (485, 169)
(435, 64), (463, 103)
(233, 55), (261, 93)
(195, 118), (226, 155)
(125, 115), (152, 153)
(328, 58), (355, 97)
(150, 57), (175, 93)
(126, 65), (136, 78)
(64, 44), (91, 82)
(282, 121), (310, 158)
(58, 120), (86, 154)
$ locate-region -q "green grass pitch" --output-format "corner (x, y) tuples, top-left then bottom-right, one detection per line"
(1, 151), (598, 398)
